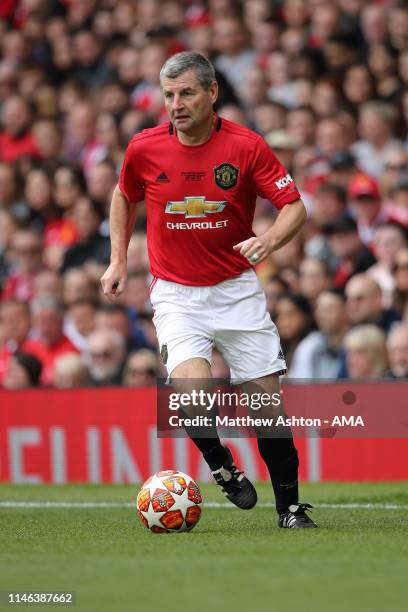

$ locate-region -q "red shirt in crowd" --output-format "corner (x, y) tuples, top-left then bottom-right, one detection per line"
(0, 340), (31, 384)
(1, 271), (39, 302)
(0, 131), (40, 163)
(24, 336), (79, 386)
(119, 117), (300, 286)
(0, 0), (17, 18)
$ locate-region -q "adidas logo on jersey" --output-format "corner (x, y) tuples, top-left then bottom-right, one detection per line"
(156, 172), (170, 183)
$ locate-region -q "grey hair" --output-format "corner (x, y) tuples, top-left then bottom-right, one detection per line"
(360, 100), (396, 124)
(31, 296), (64, 316)
(160, 52), (216, 90)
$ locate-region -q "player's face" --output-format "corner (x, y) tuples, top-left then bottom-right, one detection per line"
(161, 69), (218, 134)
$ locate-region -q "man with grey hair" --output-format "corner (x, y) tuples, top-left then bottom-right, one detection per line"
(87, 329), (126, 386)
(345, 273), (400, 333)
(352, 101), (402, 177)
(387, 323), (408, 378)
(101, 52), (315, 528)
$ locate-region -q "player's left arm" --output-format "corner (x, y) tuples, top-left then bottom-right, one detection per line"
(234, 199), (306, 264)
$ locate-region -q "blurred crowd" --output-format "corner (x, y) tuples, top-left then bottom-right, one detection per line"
(1, 0), (408, 390)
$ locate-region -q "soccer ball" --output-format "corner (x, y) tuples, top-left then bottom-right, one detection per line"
(136, 470), (203, 533)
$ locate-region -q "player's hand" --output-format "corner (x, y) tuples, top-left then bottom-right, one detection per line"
(233, 235), (274, 265)
(101, 261), (127, 301)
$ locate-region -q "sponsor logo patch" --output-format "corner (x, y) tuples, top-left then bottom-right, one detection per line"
(214, 163), (239, 190)
(275, 173), (293, 190)
(165, 196), (226, 218)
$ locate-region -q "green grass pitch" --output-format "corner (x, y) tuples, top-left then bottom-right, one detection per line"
(1, 482), (408, 612)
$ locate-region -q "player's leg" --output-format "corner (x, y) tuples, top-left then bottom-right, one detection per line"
(170, 357), (257, 510)
(214, 270), (317, 527)
(150, 279), (256, 509)
(241, 373), (317, 528)
(170, 357), (226, 468)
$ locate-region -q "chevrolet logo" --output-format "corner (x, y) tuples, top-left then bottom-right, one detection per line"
(165, 196), (227, 218)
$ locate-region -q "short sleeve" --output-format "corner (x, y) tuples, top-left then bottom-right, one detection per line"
(251, 136), (301, 209)
(118, 139), (145, 203)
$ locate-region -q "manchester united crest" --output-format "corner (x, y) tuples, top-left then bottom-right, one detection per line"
(214, 163), (239, 190)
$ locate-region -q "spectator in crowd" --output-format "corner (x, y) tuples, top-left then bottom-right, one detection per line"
(0, 299), (31, 382)
(32, 269), (61, 301)
(286, 106), (317, 148)
(62, 268), (98, 307)
(326, 152), (358, 192)
(24, 296), (78, 385)
(275, 293), (314, 369)
(95, 303), (149, 352)
(352, 101), (400, 177)
(0, 94), (40, 162)
(386, 322), (408, 378)
(347, 173), (386, 247)
(299, 257), (332, 304)
(343, 324), (388, 379)
(2, 229), (43, 301)
(345, 274), (400, 334)
(213, 17), (257, 92)
(53, 352), (90, 388)
(315, 117), (349, 158)
(264, 275), (289, 317)
(53, 165), (85, 215)
(388, 2), (408, 53)
(2, 351), (42, 390)
(290, 290), (348, 379)
(64, 298), (97, 352)
(342, 64), (376, 107)
(87, 329), (126, 386)
(71, 29), (114, 90)
(122, 349), (160, 387)
(126, 233), (149, 273)
(85, 159), (117, 211)
(386, 170), (408, 230)
(264, 129), (296, 173)
(367, 224), (407, 307)
(252, 101), (287, 136)
(307, 183), (347, 243)
(120, 270), (150, 315)
(0, 161), (19, 209)
(393, 247), (408, 317)
(380, 145), (408, 200)
(360, 3), (388, 47)
(61, 196), (109, 275)
(324, 216), (376, 289)
(367, 43), (400, 103)
(33, 119), (63, 170)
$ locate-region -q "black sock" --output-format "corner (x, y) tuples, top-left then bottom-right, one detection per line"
(257, 436), (299, 515)
(181, 410), (228, 471)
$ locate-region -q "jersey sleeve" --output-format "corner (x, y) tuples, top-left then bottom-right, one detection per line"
(251, 136), (301, 209)
(118, 138), (145, 203)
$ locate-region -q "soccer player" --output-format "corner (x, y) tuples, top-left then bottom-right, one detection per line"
(101, 52), (317, 528)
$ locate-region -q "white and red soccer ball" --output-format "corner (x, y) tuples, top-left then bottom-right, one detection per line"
(136, 470), (203, 533)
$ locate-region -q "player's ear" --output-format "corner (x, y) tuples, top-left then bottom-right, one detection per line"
(209, 80), (218, 104)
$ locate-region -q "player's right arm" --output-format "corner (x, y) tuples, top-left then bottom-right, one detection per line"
(101, 185), (141, 301)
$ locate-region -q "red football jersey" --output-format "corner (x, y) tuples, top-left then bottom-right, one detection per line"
(119, 117), (300, 285)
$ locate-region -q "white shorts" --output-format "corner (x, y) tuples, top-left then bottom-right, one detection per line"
(150, 269), (286, 383)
